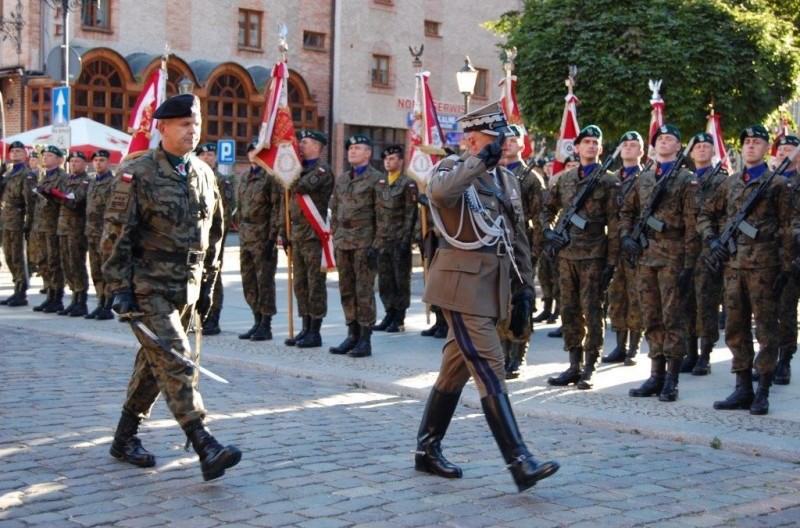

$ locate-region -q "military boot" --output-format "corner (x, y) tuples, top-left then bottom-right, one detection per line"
(69, 291), (88, 317)
(109, 410), (156, 468)
(329, 322), (360, 355)
(547, 348), (583, 386)
(433, 319), (449, 338)
(680, 336), (699, 373)
(372, 309), (395, 331)
(481, 393), (560, 492)
(0, 283), (19, 305)
(546, 302), (560, 324)
(296, 318), (323, 348)
(201, 309), (222, 336)
(415, 389), (463, 479)
(659, 358), (682, 402)
(774, 347), (794, 385)
(386, 309), (406, 333)
(96, 296), (115, 320)
(250, 315), (272, 341)
(33, 288), (54, 312)
(505, 341), (527, 379)
(713, 370), (755, 410)
(625, 330), (642, 366)
(531, 298), (553, 323)
(547, 326), (563, 338)
(238, 312), (261, 340)
(285, 315), (310, 346)
(576, 351), (599, 390)
(57, 290), (78, 316)
(421, 306), (445, 336)
(348, 326), (372, 358)
(601, 330), (628, 363)
(85, 295), (105, 319)
(629, 356), (666, 397)
(43, 288), (64, 313)
(183, 421), (242, 481)
(692, 339), (714, 376)
(6, 282), (28, 307)
(750, 369), (773, 415)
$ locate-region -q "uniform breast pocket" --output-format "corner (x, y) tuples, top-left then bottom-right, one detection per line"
(435, 255), (482, 306)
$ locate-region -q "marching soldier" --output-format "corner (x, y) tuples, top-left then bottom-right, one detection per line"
(236, 139), (284, 341)
(603, 131), (645, 366)
(102, 93), (241, 480)
(284, 129), (335, 348)
(328, 134), (381, 358)
(84, 150), (116, 320)
(542, 125), (619, 390)
(372, 145), (418, 333)
(0, 141), (34, 307)
(414, 102), (558, 492)
(621, 124), (700, 402)
(196, 142), (235, 336)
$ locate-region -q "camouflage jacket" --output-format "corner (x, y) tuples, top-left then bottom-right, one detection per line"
(540, 165), (620, 262)
(214, 168), (236, 228)
(331, 165), (382, 250)
(236, 165), (283, 245)
(693, 165), (728, 257)
(615, 165), (643, 210)
(620, 165), (700, 268)
(0, 163), (34, 232)
(290, 159), (335, 243)
(374, 172), (418, 249)
(509, 161), (545, 259)
(101, 146), (224, 306)
(32, 167), (67, 234)
(56, 171), (91, 236)
(84, 171), (115, 238)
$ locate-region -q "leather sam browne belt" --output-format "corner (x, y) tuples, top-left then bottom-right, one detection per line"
(438, 239), (508, 256)
(134, 248), (206, 265)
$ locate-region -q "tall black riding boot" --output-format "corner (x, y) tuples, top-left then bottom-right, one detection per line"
(85, 295), (104, 319)
(96, 296), (115, 320)
(415, 388), (463, 479)
(109, 410), (156, 468)
(33, 288), (54, 312)
(348, 326), (372, 358)
(6, 281), (28, 307)
(713, 370), (754, 410)
(69, 291), (88, 317)
(750, 370), (773, 415)
(329, 322), (360, 354)
(183, 421), (242, 481)
(602, 330), (628, 363)
(372, 309), (395, 331)
(659, 358), (681, 402)
(250, 315), (272, 341)
(386, 308), (406, 333)
(547, 348), (582, 386)
(505, 341), (527, 379)
(285, 315), (310, 346)
(531, 298), (553, 323)
(680, 336), (699, 373)
(43, 288), (64, 313)
(57, 291), (78, 315)
(625, 329), (642, 366)
(629, 356), (666, 397)
(238, 311), (261, 340)
(774, 347), (794, 385)
(201, 309), (222, 335)
(692, 338), (714, 376)
(577, 351), (599, 390)
(481, 393), (560, 492)
(296, 318), (323, 348)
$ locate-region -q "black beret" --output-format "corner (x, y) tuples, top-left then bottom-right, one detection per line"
(651, 124), (681, 146)
(91, 149), (110, 160)
(574, 125), (602, 145)
(739, 125), (770, 144)
(382, 144), (404, 159)
(45, 145), (64, 157)
(345, 134), (372, 149)
(153, 94), (200, 120)
(692, 132), (714, 145)
(297, 129), (328, 146)
(67, 151), (87, 161)
(777, 135), (800, 147)
(196, 142), (216, 154)
(8, 140), (25, 150)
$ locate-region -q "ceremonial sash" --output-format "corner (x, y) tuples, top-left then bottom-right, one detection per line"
(295, 194), (336, 272)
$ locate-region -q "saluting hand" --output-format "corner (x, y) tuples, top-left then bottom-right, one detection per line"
(477, 131), (505, 169)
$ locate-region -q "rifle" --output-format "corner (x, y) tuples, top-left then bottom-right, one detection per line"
(624, 138), (696, 266)
(544, 144), (622, 260)
(704, 146), (800, 272)
(617, 159), (655, 208)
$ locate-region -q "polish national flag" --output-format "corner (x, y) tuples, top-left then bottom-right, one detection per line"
(123, 67), (166, 160)
(647, 79), (664, 161)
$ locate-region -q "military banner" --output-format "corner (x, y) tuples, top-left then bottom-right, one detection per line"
(706, 108), (732, 172)
(553, 67), (579, 175)
(647, 79), (664, 161)
(123, 67), (166, 160)
(499, 75), (532, 159)
(770, 112), (790, 167)
(407, 71), (445, 186)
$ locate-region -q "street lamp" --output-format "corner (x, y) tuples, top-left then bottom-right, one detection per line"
(178, 76), (195, 95)
(456, 56), (478, 114)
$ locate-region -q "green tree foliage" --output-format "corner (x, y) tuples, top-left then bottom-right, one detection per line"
(488, 0), (800, 143)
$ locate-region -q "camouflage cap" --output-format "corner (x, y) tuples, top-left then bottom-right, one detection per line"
(777, 135), (800, 147)
(739, 125), (769, 145)
(619, 130), (643, 145)
(692, 132), (714, 145)
(45, 145), (64, 157)
(91, 149), (110, 159)
(67, 151), (87, 161)
(345, 134), (372, 149)
(574, 125), (602, 145)
(651, 124), (681, 146)
(382, 144), (404, 159)
(153, 93), (201, 120)
(196, 142), (216, 154)
(297, 129), (328, 146)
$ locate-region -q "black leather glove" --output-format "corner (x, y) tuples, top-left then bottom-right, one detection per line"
(621, 235), (643, 257)
(509, 289), (534, 338)
(367, 247), (379, 270)
(197, 278), (213, 318)
(543, 228), (568, 250)
(476, 131), (505, 169)
(601, 266), (615, 293)
(677, 267), (694, 295)
(417, 193), (429, 206)
(112, 289), (139, 317)
(773, 271), (790, 293)
(708, 236), (729, 263)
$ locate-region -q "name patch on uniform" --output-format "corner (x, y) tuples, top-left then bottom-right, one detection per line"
(108, 191), (130, 213)
(121, 173), (134, 183)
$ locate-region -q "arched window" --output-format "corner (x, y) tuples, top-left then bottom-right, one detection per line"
(204, 70), (258, 157)
(288, 72), (318, 130)
(73, 57), (132, 129)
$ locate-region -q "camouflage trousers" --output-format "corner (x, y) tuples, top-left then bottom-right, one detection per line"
(778, 275), (799, 350)
(240, 240), (277, 316)
(607, 260), (641, 332)
(537, 254), (559, 301)
(87, 235), (110, 298)
(335, 247), (376, 327)
(292, 238), (328, 318)
(637, 262), (686, 360)
(32, 232), (64, 290)
(687, 255), (724, 342)
(558, 257), (605, 353)
(210, 230), (228, 311)
(724, 266), (779, 374)
(2, 229), (27, 283)
(59, 233), (88, 293)
(122, 293), (206, 427)
(376, 244), (412, 312)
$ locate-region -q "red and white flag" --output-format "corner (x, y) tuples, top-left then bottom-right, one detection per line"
(407, 71), (445, 186)
(705, 109), (731, 172)
(553, 74), (580, 175)
(647, 79), (664, 161)
(123, 67), (166, 159)
(499, 74), (532, 158)
(770, 113), (790, 159)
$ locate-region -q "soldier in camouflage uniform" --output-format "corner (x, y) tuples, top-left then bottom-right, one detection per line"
(497, 126), (544, 378)
(621, 124), (700, 402)
(285, 129), (335, 348)
(196, 142), (236, 336)
(31, 146), (67, 313)
(371, 145), (417, 334)
(328, 134), (381, 358)
(25, 154), (39, 279)
(236, 139), (284, 341)
(603, 132), (646, 366)
(102, 94), (240, 480)
(84, 150), (116, 320)
(0, 142), (34, 307)
(533, 155), (560, 326)
(542, 126), (619, 390)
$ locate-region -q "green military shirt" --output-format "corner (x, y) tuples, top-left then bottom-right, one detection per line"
(32, 167), (67, 235)
(289, 159), (335, 242)
(236, 165), (283, 245)
(84, 171), (115, 238)
(331, 164), (382, 250)
(57, 171), (91, 236)
(0, 163), (34, 232)
(509, 161), (545, 259)
(373, 172), (417, 249)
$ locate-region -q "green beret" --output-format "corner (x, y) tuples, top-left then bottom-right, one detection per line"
(153, 94), (200, 120)
(45, 145), (64, 157)
(8, 140), (25, 150)
(345, 134), (372, 149)
(692, 132), (714, 145)
(67, 151), (86, 161)
(246, 138), (258, 153)
(739, 125), (770, 144)
(619, 131), (643, 145)
(777, 135), (800, 147)
(196, 142), (216, 154)
(382, 144), (404, 159)
(91, 149), (110, 159)
(651, 124), (681, 146)
(297, 129), (328, 146)
(574, 125), (602, 145)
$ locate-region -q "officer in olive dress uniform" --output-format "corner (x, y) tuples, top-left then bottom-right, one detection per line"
(414, 102), (559, 492)
(102, 94), (240, 481)
(0, 141), (34, 307)
(84, 150), (116, 320)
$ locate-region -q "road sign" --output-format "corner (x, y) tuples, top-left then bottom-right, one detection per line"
(52, 87), (70, 125)
(52, 124), (71, 153)
(45, 46), (82, 85)
(217, 139), (236, 164)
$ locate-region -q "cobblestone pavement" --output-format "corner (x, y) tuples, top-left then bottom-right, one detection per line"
(2, 328), (800, 528)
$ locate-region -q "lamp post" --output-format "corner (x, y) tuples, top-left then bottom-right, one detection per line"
(456, 56), (478, 114)
(178, 76), (195, 95)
